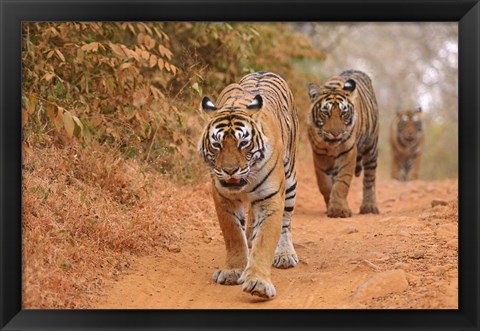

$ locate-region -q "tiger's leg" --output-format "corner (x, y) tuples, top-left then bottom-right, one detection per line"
(273, 172), (298, 269)
(328, 148), (356, 218)
(391, 155), (400, 180)
(240, 180), (285, 299)
(355, 154), (363, 177)
(360, 144), (380, 214)
(212, 188), (248, 285)
(409, 155), (421, 180)
(400, 161), (409, 181)
(313, 155), (334, 209)
(246, 207), (254, 249)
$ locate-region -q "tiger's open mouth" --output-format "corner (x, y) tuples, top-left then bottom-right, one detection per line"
(220, 178), (247, 188)
(324, 137), (343, 143)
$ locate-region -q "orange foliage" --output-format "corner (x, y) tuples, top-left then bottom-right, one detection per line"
(22, 22), (324, 181)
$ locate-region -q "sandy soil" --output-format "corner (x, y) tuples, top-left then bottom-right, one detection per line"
(92, 154), (458, 309)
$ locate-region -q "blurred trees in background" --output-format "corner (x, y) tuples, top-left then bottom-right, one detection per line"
(295, 23), (458, 180)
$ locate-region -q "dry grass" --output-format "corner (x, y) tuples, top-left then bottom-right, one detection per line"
(22, 142), (215, 308)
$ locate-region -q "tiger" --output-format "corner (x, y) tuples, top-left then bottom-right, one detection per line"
(307, 69), (380, 218)
(198, 71), (299, 299)
(390, 107), (424, 181)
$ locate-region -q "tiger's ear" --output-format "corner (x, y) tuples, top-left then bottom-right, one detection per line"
(200, 96), (217, 112)
(343, 79), (356, 92)
(247, 95), (263, 110)
(308, 83), (320, 101)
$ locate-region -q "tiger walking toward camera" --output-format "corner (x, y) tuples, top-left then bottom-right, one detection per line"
(198, 71), (299, 299)
(390, 107), (424, 181)
(307, 70), (379, 218)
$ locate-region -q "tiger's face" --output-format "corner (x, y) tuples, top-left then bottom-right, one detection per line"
(308, 79), (357, 144)
(396, 108), (423, 143)
(198, 95), (266, 191)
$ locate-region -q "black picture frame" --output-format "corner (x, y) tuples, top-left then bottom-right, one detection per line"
(1, 0), (479, 330)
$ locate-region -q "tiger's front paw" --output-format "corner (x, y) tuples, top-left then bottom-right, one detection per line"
(327, 204), (352, 218)
(239, 273), (276, 299)
(273, 234), (299, 269)
(359, 203), (379, 214)
(212, 268), (242, 285)
(273, 252), (299, 269)
(242, 279), (276, 299)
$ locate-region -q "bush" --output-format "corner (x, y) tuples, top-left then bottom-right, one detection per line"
(22, 22), (325, 182)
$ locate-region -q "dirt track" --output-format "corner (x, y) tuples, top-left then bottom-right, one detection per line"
(92, 153), (458, 309)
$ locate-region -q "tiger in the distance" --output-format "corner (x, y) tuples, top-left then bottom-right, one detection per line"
(390, 107), (424, 181)
(198, 71), (299, 299)
(307, 70), (379, 218)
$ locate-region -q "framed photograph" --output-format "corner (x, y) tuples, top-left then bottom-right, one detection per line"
(1, 0), (479, 330)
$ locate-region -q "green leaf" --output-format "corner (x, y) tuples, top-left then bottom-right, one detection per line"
(192, 82), (202, 96)
(72, 115), (84, 137)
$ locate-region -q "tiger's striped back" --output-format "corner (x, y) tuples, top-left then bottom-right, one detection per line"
(339, 70), (378, 153)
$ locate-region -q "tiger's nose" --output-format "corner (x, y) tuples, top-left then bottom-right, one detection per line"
(330, 130), (342, 139)
(223, 167), (239, 175)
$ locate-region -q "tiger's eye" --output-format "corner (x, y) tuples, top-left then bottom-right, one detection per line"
(239, 140), (249, 148)
(212, 142), (221, 148)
